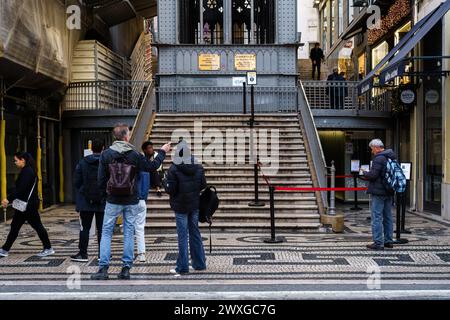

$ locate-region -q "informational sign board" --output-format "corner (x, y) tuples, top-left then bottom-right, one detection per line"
(198, 54), (221, 71)
(235, 54), (256, 71)
(400, 89), (415, 105)
(247, 72), (257, 85)
(84, 149), (93, 157)
(232, 77), (246, 86)
(351, 160), (360, 173)
(400, 162), (412, 181)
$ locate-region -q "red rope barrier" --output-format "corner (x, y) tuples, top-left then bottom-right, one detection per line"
(275, 187), (368, 192)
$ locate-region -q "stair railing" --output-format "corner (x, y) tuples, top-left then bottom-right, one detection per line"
(297, 81), (328, 214)
(129, 81), (156, 147)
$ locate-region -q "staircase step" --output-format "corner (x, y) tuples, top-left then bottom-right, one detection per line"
(146, 221), (322, 229)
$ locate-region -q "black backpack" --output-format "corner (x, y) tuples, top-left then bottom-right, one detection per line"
(199, 186), (219, 224)
(199, 186), (219, 253)
(82, 159), (103, 204)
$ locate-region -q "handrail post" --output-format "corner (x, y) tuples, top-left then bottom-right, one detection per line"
(243, 82), (247, 114)
(328, 160), (336, 216)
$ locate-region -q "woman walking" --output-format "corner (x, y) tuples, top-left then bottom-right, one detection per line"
(0, 152), (54, 257)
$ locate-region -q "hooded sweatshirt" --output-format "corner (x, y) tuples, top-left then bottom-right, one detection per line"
(363, 149), (397, 196)
(98, 140), (166, 205)
(74, 153), (105, 212)
(164, 155), (207, 213)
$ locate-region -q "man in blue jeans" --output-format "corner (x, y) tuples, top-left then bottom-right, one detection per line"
(163, 141), (207, 276)
(362, 139), (395, 250)
(91, 123), (171, 280)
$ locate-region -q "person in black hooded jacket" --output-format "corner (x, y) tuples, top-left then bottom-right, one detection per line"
(164, 141), (207, 276)
(70, 139), (105, 262)
(0, 152), (54, 258)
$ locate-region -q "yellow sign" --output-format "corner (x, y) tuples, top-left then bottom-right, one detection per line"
(235, 54), (256, 71)
(198, 54), (221, 71)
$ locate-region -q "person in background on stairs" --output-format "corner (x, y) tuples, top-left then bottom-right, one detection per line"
(71, 139), (106, 262)
(163, 141), (207, 277)
(142, 141), (164, 197)
(310, 42), (325, 80)
(0, 152), (54, 258)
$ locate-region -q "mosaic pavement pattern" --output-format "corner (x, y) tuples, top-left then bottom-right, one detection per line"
(0, 205), (450, 287)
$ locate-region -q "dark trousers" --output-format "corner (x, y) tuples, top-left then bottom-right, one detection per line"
(2, 208), (51, 251)
(312, 60), (321, 80)
(79, 211), (104, 255)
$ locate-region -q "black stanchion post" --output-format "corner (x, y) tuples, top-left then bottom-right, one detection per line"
(249, 157), (265, 207)
(401, 182), (411, 234)
(264, 185), (285, 243)
(250, 84), (255, 125)
(243, 82), (247, 114)
(393, 192), (409, 244)
(350, 172), (362, 211)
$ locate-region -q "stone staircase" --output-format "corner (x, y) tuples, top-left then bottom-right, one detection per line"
(145, 113), (322, 230)
(298, 59), (330, 81)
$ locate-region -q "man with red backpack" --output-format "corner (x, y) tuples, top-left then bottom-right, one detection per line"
(91, 124), (171, 280)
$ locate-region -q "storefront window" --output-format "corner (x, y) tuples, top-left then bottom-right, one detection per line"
(348, 0), (354, 25)
(423, 22), (443, 213)
(330, 0), (335, 46)
(358, 53), (366, 79)
(321, 6), (328, 51)
(371, 41), (389, 71)
(338, 0), (344, 36)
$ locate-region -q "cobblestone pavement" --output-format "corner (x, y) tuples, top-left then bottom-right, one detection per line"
(0, 205), (450, 298)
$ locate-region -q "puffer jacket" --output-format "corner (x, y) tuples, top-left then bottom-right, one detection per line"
(164, 156), (207, 213)
(363, 149), (397, 196)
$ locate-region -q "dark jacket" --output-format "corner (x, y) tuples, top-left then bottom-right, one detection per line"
(310, 47), (324, 61)
(7, 165), (38, 211)
(164, 156), (207, 213)
(74, 154), (105, 212)
(363, 149), (397, 196)
(98, 141), (165, 205)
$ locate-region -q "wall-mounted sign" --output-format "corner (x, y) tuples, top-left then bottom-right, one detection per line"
(345, 142), (353, 154)
(198, 54), (221, 71)
(235, 54), (256, 71)
(247, 72), (257, 85)
(232, 77), (246, 86)
(400, 162), (412, 181)
(400, 89), (415, 105)
(425, 90), (439, 104)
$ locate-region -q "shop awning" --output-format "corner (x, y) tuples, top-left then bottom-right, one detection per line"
(358, 0), (450, 94)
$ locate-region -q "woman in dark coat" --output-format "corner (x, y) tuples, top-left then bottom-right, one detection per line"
(0, 152), (54, 257)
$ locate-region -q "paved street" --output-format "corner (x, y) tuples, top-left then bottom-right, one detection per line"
(0, 205), (450, 299)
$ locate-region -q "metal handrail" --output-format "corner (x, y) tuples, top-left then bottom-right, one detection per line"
(297, 81), (328, 213)
(301, 80), (392, 112)
(63, 80), (152, 111)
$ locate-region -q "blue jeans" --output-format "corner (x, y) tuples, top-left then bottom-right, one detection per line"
(99, 202), (140, 269)
(371, 195), (394, 246)
(174, 210), (206, 273)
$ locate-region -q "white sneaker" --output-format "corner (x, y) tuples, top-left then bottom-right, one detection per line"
(36, 248), (55, 257)
(136, 253), (146, 262)
(170, 269), (181, 277)
(0, 249), (9, 257)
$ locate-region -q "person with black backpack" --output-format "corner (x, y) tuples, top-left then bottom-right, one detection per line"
(163, 141), (207, 277)
(91, 123), (171, 280)
(361, 139), (398, 251)
(70, 139), (105, 262)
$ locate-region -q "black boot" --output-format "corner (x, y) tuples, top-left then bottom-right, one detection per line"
(118, 266), (131, 280)
(91, 266), (109, 280)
